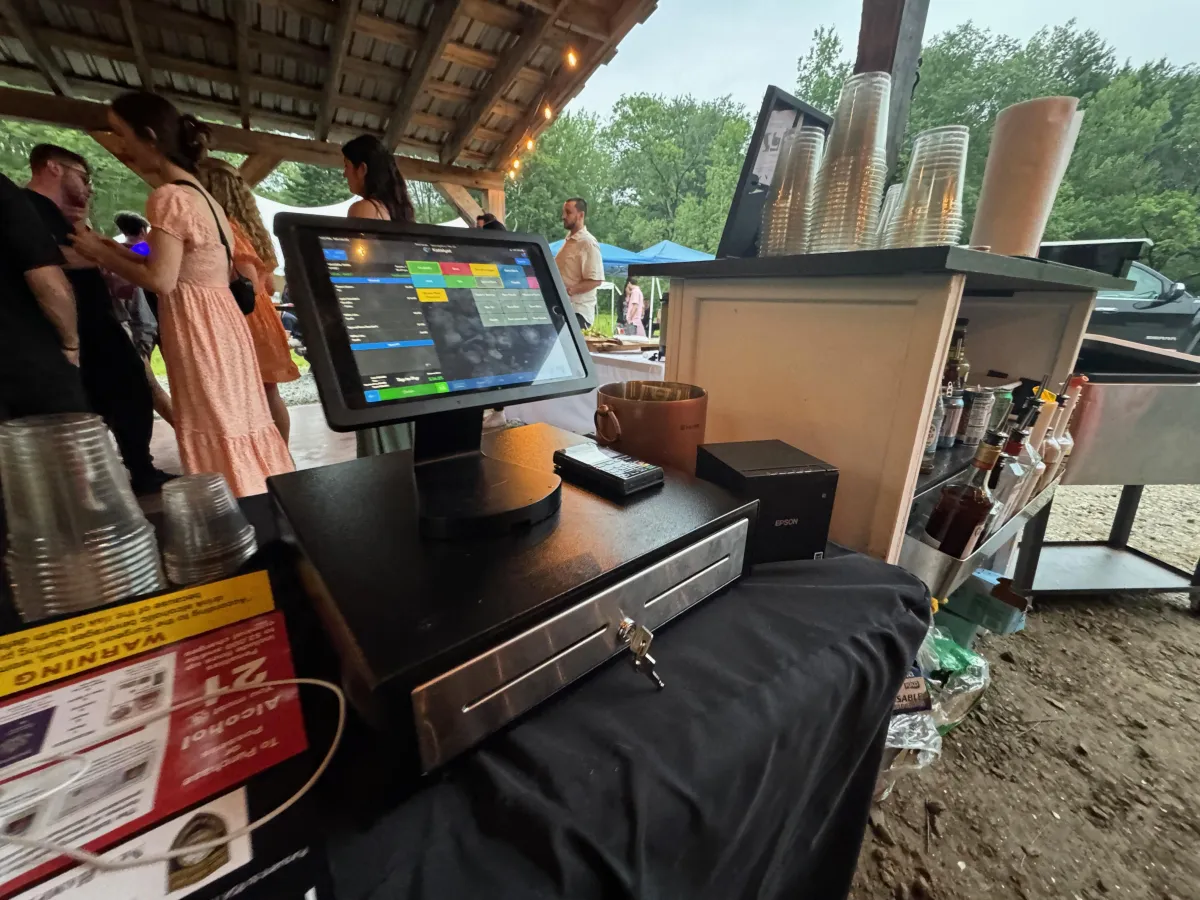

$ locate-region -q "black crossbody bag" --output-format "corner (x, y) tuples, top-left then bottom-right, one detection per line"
(172, 180), (256, 315)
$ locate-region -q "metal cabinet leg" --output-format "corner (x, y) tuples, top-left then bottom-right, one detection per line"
(1013, 497), (1053, 592)
(1108, 485), (1144, 549)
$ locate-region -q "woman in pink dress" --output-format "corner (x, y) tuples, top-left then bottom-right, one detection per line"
(69, 92), (293, 496)
(624, 277), (646, 336)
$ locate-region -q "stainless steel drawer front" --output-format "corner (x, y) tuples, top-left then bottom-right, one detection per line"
(411, 518), (749, 770)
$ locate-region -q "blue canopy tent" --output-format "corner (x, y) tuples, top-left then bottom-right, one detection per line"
(548, 239), (644, 330)
(633, 241), (715, 336)
(635, 240), (715, 265)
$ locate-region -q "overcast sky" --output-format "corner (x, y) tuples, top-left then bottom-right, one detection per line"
(571, 0), (1199, 115)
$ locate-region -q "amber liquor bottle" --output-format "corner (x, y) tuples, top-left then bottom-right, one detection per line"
(920, 431), (1004, 558)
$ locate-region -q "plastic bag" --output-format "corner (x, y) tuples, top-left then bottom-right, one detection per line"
(885, 711), (942, 770)
(916, 626), (991, 735)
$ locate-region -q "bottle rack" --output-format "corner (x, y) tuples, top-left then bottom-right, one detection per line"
(898, 477), (1060, 601)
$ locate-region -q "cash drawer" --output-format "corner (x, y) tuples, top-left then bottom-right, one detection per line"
(410, 517), (749, 770)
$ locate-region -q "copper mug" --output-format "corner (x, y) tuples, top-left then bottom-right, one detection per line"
(594, 381), (708, 473)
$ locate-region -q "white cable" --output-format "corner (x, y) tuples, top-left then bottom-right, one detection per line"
(0, 754), (91, 823)
(0, 677), (345, 871)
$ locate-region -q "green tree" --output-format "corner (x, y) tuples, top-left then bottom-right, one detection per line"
(795, 25), (852, 115)
(505, 111), (617, 240)
(605, 94), (749, 248)
(257, 161), (350, 207)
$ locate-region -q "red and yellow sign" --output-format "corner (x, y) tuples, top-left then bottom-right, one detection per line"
(0, 571), (275, 698)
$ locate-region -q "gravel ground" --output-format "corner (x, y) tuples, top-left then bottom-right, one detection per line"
(156, 370), (320, 408)
(1047, 484), (1200, 572)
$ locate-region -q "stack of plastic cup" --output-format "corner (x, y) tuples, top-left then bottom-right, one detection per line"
(810, 72), (892, 253)
(759, 126), (827, 256)
(0, 414), (165, 622)
(875, 183), (903, 247)
(882, 125), (969, 248)
(161, 474), (257, 586)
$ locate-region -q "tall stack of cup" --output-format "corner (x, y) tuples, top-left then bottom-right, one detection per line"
(0, 414), (165, 622)
(882, 125), (969, 248)
(809, 72), (892, 253)
(161, 474), (257, 586)
(758, 126), (827, 256)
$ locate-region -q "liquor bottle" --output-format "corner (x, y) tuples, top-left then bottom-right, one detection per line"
(985, 427), (1028, 536)
(1035, 404), (1066, 492)
(1012, 399), (1057, 512)
(1039, 385), (1080, 490)
(943, 318), (971, 389)
(920, 389), (946, 474)
(921, 431), (1005, 558)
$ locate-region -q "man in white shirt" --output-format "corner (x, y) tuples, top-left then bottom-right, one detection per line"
(554, 197), (604, 329)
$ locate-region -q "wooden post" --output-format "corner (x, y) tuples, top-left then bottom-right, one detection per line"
(854, 0), (930, 174)
(239, 153), (284, 187)
(434, 182), (484, 225)
(485, 187), (506, 225)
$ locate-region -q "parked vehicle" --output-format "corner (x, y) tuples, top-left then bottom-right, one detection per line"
(1090, 261), (1200, 355)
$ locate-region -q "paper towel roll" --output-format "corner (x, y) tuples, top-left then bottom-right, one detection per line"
(969, 96), (1082, 257)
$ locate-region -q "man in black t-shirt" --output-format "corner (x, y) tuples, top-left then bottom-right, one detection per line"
(24, 144), (169, 493)
(0, 172), (88, 418)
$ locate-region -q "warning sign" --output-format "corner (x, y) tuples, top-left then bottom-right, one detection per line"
(0, 572), (275, 699)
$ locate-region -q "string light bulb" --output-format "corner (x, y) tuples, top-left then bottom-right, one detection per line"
(526, 138), (535, 151)
(543, 104), (553, 120)
(565, 48), (578, 68)
(512, 158), (521, 170)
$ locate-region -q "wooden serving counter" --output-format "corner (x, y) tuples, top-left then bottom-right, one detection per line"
(630, 246), (1131, 563)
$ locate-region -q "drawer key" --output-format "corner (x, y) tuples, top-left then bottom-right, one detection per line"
(617, 616), (666, 690)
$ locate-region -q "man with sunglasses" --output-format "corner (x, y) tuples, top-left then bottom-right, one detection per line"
(25, 144), (171, 494)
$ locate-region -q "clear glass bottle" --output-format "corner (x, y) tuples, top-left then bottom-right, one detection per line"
(1013, 399), (1057, 512)
(921, 388), (946, 474)
(921, 431), (1004, 558)
(943, 318), (971, 389)
(987, 426), (1029, 534)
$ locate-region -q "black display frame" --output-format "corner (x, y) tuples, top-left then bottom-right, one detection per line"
(715, 85), (832, 260)
(274, 213), (597, 433)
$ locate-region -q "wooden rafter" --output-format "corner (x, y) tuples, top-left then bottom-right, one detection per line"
(0, 0), (72, 96)
(491, 0), (654, 167)
(519, 0), (610, 40)
(0, 86), (504, 189)
(441, 0), (567, 165)
(116, 0), (154, 92)
(232, 0), (253, 129)
(314, 0), (361, 141)
(0, 23), (522, 133)
(382, 0), (466, 150)
(433, 182), (483, 224)
(239, 153), (284, 187)
(855, 0), (930, 173)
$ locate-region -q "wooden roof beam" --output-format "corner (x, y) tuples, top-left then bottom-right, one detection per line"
(518, 0), (611, 40)
(239, 152), (284, 186)
(382, 0), (467, 150)
(116, 0), (154, 92)
(442, 0), (565, 165)
(0, 0), (72, 96)
(491, 0), (653, 165)
(314, 0), (362, 140)
(0, 85), (505, 189)
(232, 0), (254, 128)
(433, 182), (483, 224)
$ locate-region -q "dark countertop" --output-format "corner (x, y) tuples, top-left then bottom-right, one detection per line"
(628, 246), (1134, 294)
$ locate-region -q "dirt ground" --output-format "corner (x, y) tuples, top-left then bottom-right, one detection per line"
(849, 485), (1200, 900)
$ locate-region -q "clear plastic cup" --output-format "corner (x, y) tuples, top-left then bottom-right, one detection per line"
(883, 125), (969, 249)
(0, 414), (166, 620)
(161, 474), (257, 586)
(759, 126), (826, 256)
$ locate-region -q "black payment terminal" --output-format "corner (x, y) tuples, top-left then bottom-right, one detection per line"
(553, 443), (664, 497)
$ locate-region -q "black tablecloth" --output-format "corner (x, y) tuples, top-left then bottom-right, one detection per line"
(306, 550), (929, 900)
